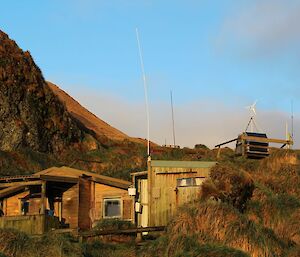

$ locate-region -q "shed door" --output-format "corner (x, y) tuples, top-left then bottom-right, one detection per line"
(138, 179), (148, 228)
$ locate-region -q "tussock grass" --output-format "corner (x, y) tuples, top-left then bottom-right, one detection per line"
(248, 151), (300, 204)
(246, 184), (300, 245)
(142, 150), (300, 257)
(93, 218), (135, 231)
(201, 164), (254, 212)
(0, 229), (81, 257)
(173, 235), (250, 257)
(0, 228), (135, 257)
(140, 234), (250, 257)
(82, 241), (135, 257)
(0, 228), (30, 257)
(167, 202), (286, 257)
(285, 245), (300, 257)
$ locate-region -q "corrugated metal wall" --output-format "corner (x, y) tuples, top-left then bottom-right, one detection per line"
(149, 166), (213, 226)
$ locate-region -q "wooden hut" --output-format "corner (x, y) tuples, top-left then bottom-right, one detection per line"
(0, 167), (133, 234)
(131, 159), (216, 227)
(236, 132), (269, 158)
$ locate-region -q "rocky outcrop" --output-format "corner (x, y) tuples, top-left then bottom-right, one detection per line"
(0, 30), (83, 153)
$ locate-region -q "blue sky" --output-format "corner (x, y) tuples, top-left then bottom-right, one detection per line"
(1, 0), (299, 147)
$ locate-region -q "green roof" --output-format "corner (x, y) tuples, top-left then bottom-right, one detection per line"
(151, 160), (217, 168)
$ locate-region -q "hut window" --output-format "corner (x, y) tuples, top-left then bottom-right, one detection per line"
(177, 177), (205, 187)
(103, 198), (122, 218)
(20, 200), (29, 215)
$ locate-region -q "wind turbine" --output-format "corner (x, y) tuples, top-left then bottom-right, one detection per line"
(246, 100), (257, 117)
(245, 100), (260, 132)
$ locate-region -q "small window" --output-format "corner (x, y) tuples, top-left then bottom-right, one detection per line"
(177, 177), (205, 187)
(103, 198), (122, 218)
(20, 200), (29, 215)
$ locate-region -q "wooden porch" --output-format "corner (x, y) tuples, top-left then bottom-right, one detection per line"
(0, 214), (61, 234)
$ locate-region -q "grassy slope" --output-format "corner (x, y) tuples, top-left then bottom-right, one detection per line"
(141, 149), (300, 257)
(0, 144), (217, 180)
(1, 149), (300, 257)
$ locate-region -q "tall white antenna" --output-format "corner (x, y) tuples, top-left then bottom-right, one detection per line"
(136, 28), (150, 156)
(291, 100), (294, 140)
(170, 90), (176, 146)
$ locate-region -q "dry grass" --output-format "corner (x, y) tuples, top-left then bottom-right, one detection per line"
(0, 229), (30, 257)
(166, 202), (286, 257)
(82, 240), (136, 257)
(201, 164), (254, 212)
(0, 229), (136, 257)
(141, 150), (300, 257)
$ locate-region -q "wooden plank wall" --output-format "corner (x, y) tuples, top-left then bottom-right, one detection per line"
(93, 183), (132, 224)
(149, 167), (211, 226)
(62, 184), (79, 229)
(3, 191), (28, 216)
(0, 215), (45, 234)
(2, 181), (132, 230)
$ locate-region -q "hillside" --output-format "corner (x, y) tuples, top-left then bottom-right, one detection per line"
(47, 81), (143, 143)
(0, 30), (152, 178)
(0, 29), (200, 180)
(140, 149), (300, 257)
(0, 30), (85, 153)
(1, 150), (300, 257)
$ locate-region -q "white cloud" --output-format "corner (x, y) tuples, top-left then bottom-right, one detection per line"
(218, 0), (300, 57)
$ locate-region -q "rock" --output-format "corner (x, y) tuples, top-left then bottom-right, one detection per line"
(0, 30), (84, 153)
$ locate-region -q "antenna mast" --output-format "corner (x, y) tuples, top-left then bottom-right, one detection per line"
(170, 90), (176, 147)
(136, 28), (150, 157)
(291, 100), (294, 140)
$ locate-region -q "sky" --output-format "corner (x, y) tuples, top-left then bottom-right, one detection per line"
(1, 0), (299, 148)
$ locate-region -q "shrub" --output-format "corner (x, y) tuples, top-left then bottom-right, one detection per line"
(93, 219), (135, 231)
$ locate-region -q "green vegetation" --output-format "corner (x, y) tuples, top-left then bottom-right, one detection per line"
(140, 149), (300, 257)
(93, 219), (135, 231)
(0, 229), (135, 257)
(82, 241), (135, 257)
(1, 147), (300, 257)
(139, 234), (250, 257)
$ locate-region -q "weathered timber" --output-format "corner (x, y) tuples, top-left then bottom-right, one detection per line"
(215, 138), (238, 148)
(93, 177), (129, 190)
(80, 226), (166, 238)
(0, 185), (27, 198)
(240, 135), (293, 145)
(0, 175), (39, 182)
(40, 175), (78, 184)
(0, 180), (42, 189)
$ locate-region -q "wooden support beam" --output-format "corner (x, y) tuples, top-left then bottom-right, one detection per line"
(240, 135), (293, 145)
(40, 175), (78, 184)
(0, 180), (42, 189)
(217, 146), (221, 159)
(0, 186), (26, 198)
(92, 177), (129, 190)
(80, 226), (166, 238)
(215, 138), (238, 148)
(40, 181), (46, 215)
(0, 175), (38, 182)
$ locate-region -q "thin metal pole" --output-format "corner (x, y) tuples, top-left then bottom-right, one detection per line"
(136, 28), (150, 156)
(170, 90), (176, 146)
(291, 100), (294, 140)
(286, 121), (290, 149)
